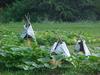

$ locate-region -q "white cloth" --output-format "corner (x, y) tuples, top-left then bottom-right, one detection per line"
(75, 40), (80, 51)
(75, 40), (91, 56)
(83, 40), (91, 56)
(51, 42), (71, 57)
(21, 24), (35, 39)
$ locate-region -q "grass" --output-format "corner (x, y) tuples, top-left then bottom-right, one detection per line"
(0, 70), (80, 75)
(0, 21), (100, 36)
(0, 21), (100, 75)
(0, 68), (93, 75)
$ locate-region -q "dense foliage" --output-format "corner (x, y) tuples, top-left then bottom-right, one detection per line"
(0, 0), (100, 22)
(0, 29), (100, 73)
(0, 0), (15, 8)
(0, 22), (100, 74)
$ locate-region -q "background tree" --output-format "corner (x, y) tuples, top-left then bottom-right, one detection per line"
(0, 0), (15, 8)
(0, 0), (99, 22)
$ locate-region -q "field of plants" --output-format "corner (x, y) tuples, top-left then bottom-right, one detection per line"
(0, 21), (100, 75)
